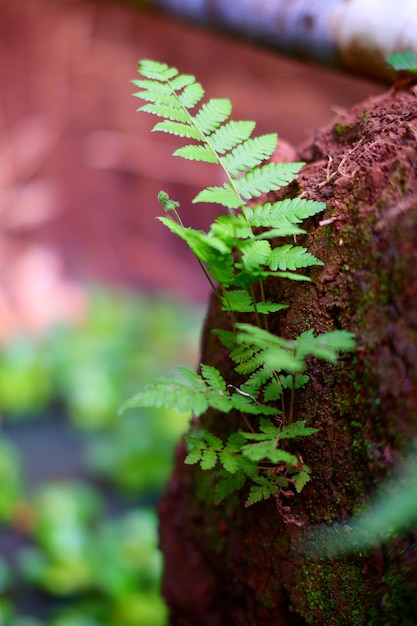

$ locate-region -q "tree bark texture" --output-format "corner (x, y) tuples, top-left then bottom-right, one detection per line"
(158, 79), (417, 625)
(148, 0), (417, 81)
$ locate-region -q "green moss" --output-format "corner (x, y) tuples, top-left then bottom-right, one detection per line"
(333, 122), (351, 138)
(295, 558), (375, 624)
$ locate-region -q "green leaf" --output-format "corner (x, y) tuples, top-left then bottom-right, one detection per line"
(279, 420), (319, 440)
(193, 184), (242, 209)
(239, 240), (271, 271)
(184, 447), (203, 465)
(152, 120), (202, 140)
(138, 59), (179, 81)
(174, 144), (218, 164)
(263, 378), (283, 402)
(138, 102), (188, 123)
(295, 329), (356, 363)
(218, 449), (241, 473)
(158, 217), (229, 262)
(386, 50), (417, 73)
(268, 244), (323, 271)
(293, 469), (311, 493)
(214, 470), (247, 504)
(200, 364), (227, 393)
(204, 432), (223, 449)
(193, 98), (232, 134)
(201, 448), (218, 470)
(247, 198), (326, 227)
(246, 480), (279, 507)
(223, 133), (277, 175)
(209, 120), (256, 153)
(179, 82), (205, 108)
(236, 162), (304, 199)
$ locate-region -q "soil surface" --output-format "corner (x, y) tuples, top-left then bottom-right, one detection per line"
(159, 80), (417, 625)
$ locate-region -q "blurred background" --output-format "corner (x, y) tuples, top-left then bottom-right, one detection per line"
(0, 0), (383, 624)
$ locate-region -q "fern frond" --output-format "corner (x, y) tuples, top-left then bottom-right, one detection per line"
(386, 50), (417, 73)
(121, 367), (233, 417)
(246, 477), (279, 507)
(263, 378), (283, 402)
(238, 240), (271, 271)
(278, 420), (319, 440)
(137, 59), (179, 81)
(138, 102), (189, 123)
(247, 197), (326, 228)
(193, 98), (232, 133)
(214, 470), (247, 504)
(294, 329), (356, 363)
(223, 134), (277, 175)
(209, 214), (253, 242)
(152, 120), (202, 140)
(221, 289), (287, 315)
(178, 82), (205, 108)
(209, 120), (256, 153)
(268, 244), (323, 272)
(173, 144), (218, 164)
(158, 217), (229, 262)
(193, 184), (242, 209)
(243, 364), (275, 396)
(236, 162), (304, 199)
(200, 364), (227, 394)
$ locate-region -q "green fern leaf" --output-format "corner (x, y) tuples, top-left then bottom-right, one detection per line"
(179, 82), (205, 108)
(386, 50), (417, 72)
(218, 449), (241, 473)
(295, 329), (356, 363)
(138, 102), (189, 123)
(193, 98), (232, 133)
(210, 214), (253, 241)
(133, 85), (177, 107)
(234, 353), (264, 375)
(223, 134), (277, 175)
(201, 448), (218, 470)
(279, 420), (319, 440)
(152, 120), (202, 140)
(293, 468), (311, 493)
(158, 217), (229, 262)
(204, 431), (224, 449)
(269, 244), (323, 271)
(137, 59), (179, 81)
(280, 374), (310, 390)
(193, 184), (242, 209)
(236, 162), (304, 199)
(214, 470), (247, 504)
(169, 73), (197, 91)
(239, 240), (271, 271)
(246, 479), (279, 507)
(263, 378), (283, 402)
(173, 144), (218, 164)
(209, 120), (256, 153)
(242, 440), (298, 465)
(200, 364), (227, 393)
(243, 365), (274, 396)
(247, 197), (325, 228)
(213, 329), (236, 350)
(184, 447), (203, 465)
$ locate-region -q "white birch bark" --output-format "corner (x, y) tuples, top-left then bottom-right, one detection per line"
(150, 0), (417, 80)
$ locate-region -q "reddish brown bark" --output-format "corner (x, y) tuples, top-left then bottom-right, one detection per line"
(159, 81), (417, 625)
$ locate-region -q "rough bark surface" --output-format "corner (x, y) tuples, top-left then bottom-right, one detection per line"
(159, 80), (417, 625)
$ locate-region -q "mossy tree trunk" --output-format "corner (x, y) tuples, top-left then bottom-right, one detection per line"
(158, 81), (417, 626)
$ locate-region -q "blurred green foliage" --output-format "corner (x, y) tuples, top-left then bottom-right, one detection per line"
(0, 286), (202, 625)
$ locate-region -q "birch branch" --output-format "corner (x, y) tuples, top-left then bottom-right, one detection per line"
(148, 0), (417, 81)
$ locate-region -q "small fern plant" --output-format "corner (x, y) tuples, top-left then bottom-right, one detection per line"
(121, 60), (355, 511)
